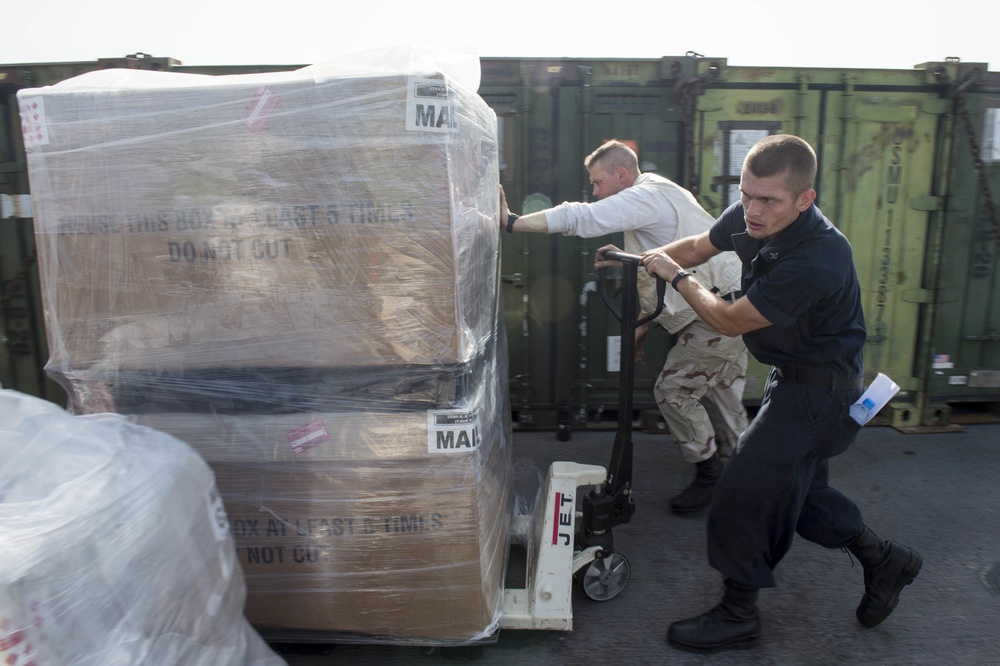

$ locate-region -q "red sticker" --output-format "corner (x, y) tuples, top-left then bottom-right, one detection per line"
(241, 86), (280, 133)
(285, 419), (329, 455)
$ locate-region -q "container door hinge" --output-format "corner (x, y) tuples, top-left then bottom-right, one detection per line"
(910, 194), (971, 212)
(901, 288), (933, 303)
(944, 195), (970, 211)
(934, 287), (961, 304)
(909, 195), (942, 211)
(919, 98), (950, 115)
(853, 105), (917, 122)
(1, 193), (33, 219)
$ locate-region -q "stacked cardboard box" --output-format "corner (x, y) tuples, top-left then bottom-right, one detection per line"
(21, 52), (511, 644)
(137, 386), (511, 641)
(25, 68), (496, 374)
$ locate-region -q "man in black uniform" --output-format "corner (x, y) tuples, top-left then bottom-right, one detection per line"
(599, 134), (922, 652)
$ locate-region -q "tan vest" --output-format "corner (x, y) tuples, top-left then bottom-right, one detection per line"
(625, 184), (743, 335)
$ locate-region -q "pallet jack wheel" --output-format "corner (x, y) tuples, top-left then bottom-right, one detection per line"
(580, 552), (630, 601)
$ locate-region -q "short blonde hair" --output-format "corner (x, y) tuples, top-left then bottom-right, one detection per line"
(745, 134), (816, 195)
(584, 140), (640, 177)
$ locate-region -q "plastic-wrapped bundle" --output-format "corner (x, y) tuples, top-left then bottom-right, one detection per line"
(18, 47), (513, 645)
(134, 349), (511, 643)
(19, 46), (500, 395)
(0, 389), (283, 665)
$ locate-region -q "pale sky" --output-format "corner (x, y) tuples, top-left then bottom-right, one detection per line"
(3, 0), (995, 72)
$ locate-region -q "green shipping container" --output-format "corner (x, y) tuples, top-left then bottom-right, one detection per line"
(3, 54), (1000, 430)
(1, 66), (62, 403)
(481, 58), (693, 430)
(689, 59), (964, 427)
(920, 65), (1000, 424)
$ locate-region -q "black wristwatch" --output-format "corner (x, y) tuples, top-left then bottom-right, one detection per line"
(506, 213), (519, 233)
(671, 270), (692, 291)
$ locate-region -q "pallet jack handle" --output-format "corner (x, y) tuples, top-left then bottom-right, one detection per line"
(577, 252), (666, 552)
(598, 251), (667, 331)
(598, 251), (665, 495)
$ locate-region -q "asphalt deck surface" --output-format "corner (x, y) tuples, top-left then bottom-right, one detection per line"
(272, 420), (1000, 666)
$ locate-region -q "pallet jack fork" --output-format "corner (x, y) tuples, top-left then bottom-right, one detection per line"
(501, 252), (665, 631)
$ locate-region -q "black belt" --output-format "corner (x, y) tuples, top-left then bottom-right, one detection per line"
(774, 366), (864, 390)
(712, 287), (741, 303)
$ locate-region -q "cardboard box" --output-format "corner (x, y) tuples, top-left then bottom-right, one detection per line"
(23, 66), (500, 376)
(212, 448), (510, 642)
(132, 367), (512, 642)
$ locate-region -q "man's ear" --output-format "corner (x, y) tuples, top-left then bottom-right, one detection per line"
(796, 188), (817, 212)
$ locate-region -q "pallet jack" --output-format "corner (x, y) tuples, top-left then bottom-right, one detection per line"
(501, 251), (665, 630)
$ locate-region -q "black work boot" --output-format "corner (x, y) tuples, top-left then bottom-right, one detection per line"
(847, 524), (922, 628)
(668, 578), (761, 652)
(670, 451), (722, 514)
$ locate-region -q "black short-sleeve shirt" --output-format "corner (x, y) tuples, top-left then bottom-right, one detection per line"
(708, 202), (866, 376)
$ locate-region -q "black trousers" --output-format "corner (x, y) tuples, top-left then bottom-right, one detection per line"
(707, 368), (866, 588)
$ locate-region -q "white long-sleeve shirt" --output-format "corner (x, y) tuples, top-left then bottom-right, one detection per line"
(543, 173), (742, 334)
(545, 173), (683, 249)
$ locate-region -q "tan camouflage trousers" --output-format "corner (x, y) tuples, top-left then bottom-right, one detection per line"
(653, 319), (749, 465)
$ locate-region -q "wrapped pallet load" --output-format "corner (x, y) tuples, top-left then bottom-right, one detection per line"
(18, 46), (513, 645)
(0, 389), (284, 665)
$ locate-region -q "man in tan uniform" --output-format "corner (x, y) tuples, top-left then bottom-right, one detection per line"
(501, 141), (748, 513)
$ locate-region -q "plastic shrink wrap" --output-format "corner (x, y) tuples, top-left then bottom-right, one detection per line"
(0, 389), (285, 665)
(18, 46), (513, 645)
